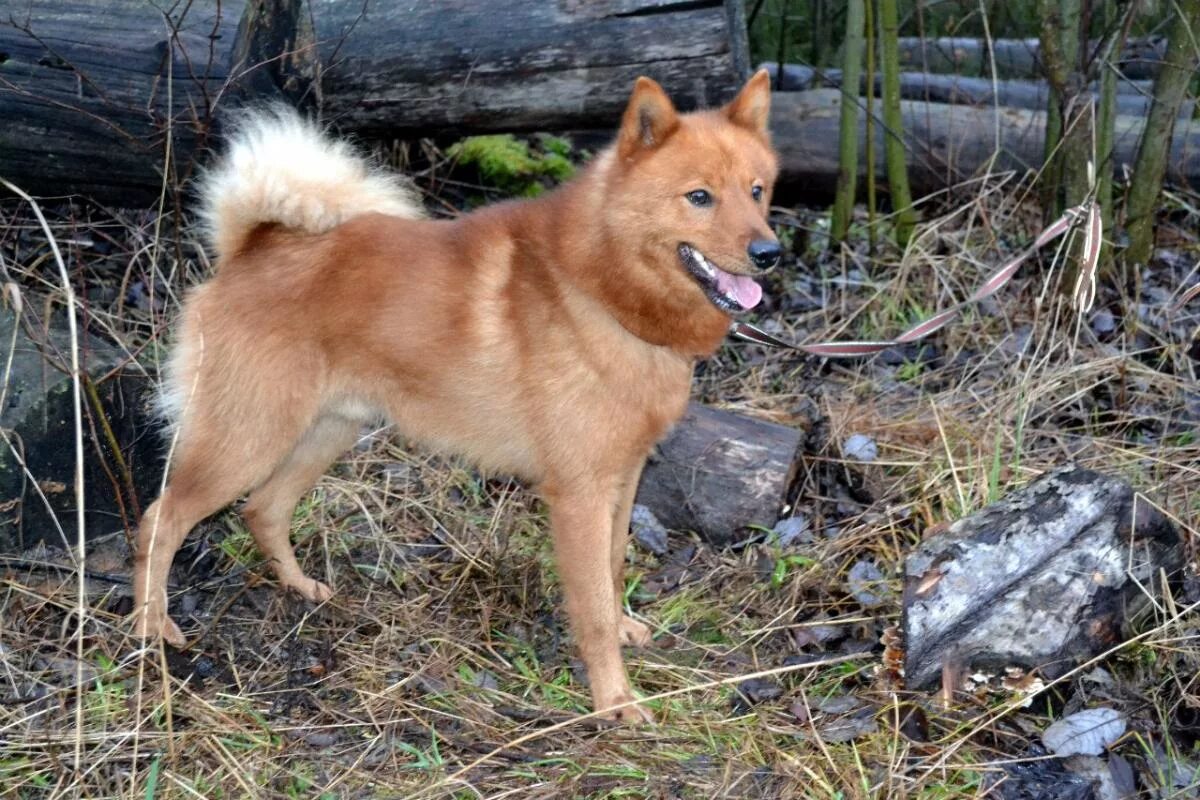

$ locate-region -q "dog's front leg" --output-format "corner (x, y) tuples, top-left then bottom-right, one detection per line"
(611, 462), (653, 648)
(545, 483), (653, 723)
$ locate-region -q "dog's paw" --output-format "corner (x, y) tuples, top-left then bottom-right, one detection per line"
(619, 614), (653, 648)
(281, 575), (334, 603)
(132, 609), (187, 649)
(597, 692), (655, 725)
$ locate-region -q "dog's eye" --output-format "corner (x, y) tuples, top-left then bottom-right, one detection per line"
(751, 185), (764, 202)
(686, 189), (713, 208)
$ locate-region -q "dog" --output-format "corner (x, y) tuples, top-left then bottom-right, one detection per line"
(132, 70), (779, 722)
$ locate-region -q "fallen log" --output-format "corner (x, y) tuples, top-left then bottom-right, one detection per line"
(0, 0), (749, 204)
(894, 36), (1167, 80)
(635, 403), (803, 546)
(901, 466), (1183, 690)
(763, 64), (1183, 117)
(771, 89), (1200, 197)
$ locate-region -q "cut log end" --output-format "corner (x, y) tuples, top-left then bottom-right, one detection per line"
(635, 402), (803, 546)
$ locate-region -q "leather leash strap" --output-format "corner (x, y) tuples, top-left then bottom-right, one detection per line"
(730, 202), (1101, 358)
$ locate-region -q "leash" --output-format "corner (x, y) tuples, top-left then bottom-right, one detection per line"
(730, 201), (1102, 358)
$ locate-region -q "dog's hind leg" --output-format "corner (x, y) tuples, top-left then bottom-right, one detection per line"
(133, 431), (298, 647)
(242, 414), (362, 603)
(133, 370), (321, 647)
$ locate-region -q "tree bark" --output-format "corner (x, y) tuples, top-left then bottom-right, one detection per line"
(771, 90), (1200, 198)
(879, 0), (916, 246)
(0, 0), (749, 204)
(1124, 0), (1200, 265)
(830, 0), (865, 243)
(1096, 0), (1125, 276)
(0, 311), (161, 552)
(902, 466), (1182, 690)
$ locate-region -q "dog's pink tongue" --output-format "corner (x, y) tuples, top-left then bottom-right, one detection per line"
(716, 270), (763, 310)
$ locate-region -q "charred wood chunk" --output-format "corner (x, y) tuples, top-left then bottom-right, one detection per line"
(902, 466), (1182, 690)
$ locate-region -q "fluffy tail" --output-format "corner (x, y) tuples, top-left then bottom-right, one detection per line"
(197, 106), (423, 263)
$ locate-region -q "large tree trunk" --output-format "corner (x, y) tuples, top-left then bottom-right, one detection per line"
(772, 89), (1200, 198)
(0, 0), (749, 205)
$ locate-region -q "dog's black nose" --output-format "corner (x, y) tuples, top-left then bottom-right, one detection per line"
(747, 239), (781, 271)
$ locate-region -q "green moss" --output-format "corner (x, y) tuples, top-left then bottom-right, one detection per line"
(448, 134), (575, 197)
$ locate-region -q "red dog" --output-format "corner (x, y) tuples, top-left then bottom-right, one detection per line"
(133, 71), (779, 721)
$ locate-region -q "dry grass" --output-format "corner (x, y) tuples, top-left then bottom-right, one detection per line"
(0, 155), (1198, 799)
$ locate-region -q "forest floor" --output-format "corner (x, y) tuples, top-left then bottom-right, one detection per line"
(0, 137), (1198, 799)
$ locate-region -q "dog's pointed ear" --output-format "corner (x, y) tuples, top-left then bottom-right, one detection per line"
(724, 69), (771, 136)
(618, 77), (679, 158)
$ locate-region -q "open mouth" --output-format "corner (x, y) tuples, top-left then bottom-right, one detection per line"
(678, 244), (763, 313)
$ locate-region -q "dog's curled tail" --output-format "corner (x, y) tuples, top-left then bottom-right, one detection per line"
(197, 106), (423, 264)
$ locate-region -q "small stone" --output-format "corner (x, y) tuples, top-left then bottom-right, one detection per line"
(1062, 755), (1124, 800)
(797, 715), (878, 743)
(846, 559), (888, 608)
(842, 433), (878, 462)
(1002, 325), (1033, 358)
(382, 462), (415, 484)
(471, 670), (499, 691)
(732, 677), (783, 712)
(630, 504), (669, 554)
(1091, 309), (1116, 334)
(815, 695), (861, 714)
(772, 515), (812, 546)
(179, 593), (199, 616)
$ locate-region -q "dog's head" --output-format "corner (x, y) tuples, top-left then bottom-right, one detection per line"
(603, 70), (779, 327)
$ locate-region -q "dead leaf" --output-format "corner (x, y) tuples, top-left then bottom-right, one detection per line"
(1043, 708), (1126, 757)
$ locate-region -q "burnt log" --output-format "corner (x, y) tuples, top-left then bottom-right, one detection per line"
(0, 0), (749, 204)
(902, 466), (1183, 690)
(635, 402), (803, 546)
(763, 64), (1183, 118)
(771, 89), (1200, 197)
